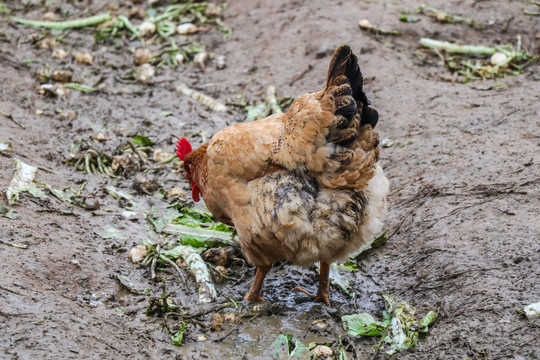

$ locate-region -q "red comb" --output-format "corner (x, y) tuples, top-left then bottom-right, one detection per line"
(176, 137), (193, 161)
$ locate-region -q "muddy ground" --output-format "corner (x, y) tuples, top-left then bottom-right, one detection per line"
(1, 0), (539, 359)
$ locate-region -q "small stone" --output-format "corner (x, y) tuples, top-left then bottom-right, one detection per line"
(43, 12), (59, 21)
(132, 174), (159, 195)
(59, 110), (77, 121)
(74, 52), (94, 65)
(311, 345), (333, 359)
(153, 149), (173, 163)
(51, 70), (73, 83)
(223, 313), (238, 323)
(211, 313), (225, 331)
(51, 48), (68, 60)
(166, 187), (186, 199)
(92, 132), (107, 142)
(133, 48), (153, 65)
(37, 37), (57, 49)
(128, 245), (147, 263)
(309, 319), (330, 333)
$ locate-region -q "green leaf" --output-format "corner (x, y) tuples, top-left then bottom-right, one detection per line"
(271, 334), (292, 358)
(269, 334), (311, 360)
(289, 340), (311, 359)
(342, 313), (389, 336)
(399, 16), (420, 23)
(131, 135), (154, 147)
(419, 310), (438, 332)
(171, 321), (187, 346)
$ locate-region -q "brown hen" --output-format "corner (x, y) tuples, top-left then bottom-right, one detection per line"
(177, 45), (389, 305)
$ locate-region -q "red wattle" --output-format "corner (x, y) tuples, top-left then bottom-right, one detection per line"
(192, 185), (201, 202)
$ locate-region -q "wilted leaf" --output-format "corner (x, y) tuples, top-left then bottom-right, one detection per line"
(342, 313), (389, 336)
(6, 158), (47, 204)
(171, 321), (187, 346)
(329, 263), (351, 295)
(269, 334), (311, 360)
(271, 334), (292, 358)
(0, 203), (20, 220)
(343, 293), (438, 355)
(419, 310), (438, 332)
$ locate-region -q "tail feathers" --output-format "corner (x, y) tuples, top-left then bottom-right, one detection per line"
(325, 45), (378, 130)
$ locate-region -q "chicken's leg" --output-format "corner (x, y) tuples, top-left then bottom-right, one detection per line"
(244, 265), (272, 302)
(293, 262), (331, 306)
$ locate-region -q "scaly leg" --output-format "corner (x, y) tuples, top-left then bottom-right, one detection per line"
(293, 262), (331, 306)
(244, 265), (272, 302)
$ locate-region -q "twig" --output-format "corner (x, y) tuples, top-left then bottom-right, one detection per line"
(11, 13), (112, 30)
(127, 141), (145, 164)
(159, 254), (187, 285)
(0, 240), (27, 249)
(213, 325), (238, 342)
(1, 111), (26, 129)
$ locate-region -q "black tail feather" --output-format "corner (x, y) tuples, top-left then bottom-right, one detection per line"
(326, 45), (377, 129)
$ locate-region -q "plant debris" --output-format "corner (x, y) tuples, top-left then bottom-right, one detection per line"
(419, 36), (538, 82)
(11, 13), (112, 30)
(6, 159), (47, 204)
(245, 86), (292, 121)
(162, 244), (217, 303)
(270, 334), (312, 360)
(177, 83), (227, 112)
(342, 293), (438, 355)
(404, 4), (482, 28)
(358, 19), (400, 36)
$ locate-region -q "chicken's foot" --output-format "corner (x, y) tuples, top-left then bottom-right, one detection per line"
(244, 265), (272, 302)
(293, 262), (331, 306)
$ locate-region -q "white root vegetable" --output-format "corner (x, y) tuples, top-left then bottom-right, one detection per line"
(164, 245), (217, 303)
(176, 83), (227, 112)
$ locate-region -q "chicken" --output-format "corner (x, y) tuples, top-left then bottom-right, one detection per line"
(176, 45), (389, 305)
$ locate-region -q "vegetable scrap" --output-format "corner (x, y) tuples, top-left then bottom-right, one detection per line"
(342, 293), (438, 355)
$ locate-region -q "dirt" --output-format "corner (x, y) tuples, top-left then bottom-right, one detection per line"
(1, 0), (539, 359)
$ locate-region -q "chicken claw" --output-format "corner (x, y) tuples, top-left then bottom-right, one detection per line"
(293, 287), (331, 306)
(293, 262), (331, 306)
